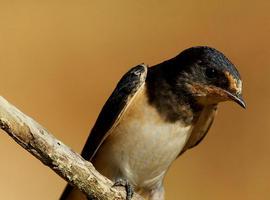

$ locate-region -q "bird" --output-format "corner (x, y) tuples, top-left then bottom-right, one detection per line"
(60, 46), (245, 200)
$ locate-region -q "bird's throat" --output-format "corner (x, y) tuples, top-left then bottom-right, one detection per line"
(146, 68), (202, 125)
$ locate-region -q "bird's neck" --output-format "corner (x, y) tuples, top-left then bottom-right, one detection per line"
(146, 63), (203, 125)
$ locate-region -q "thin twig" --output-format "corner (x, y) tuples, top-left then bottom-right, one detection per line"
(0, 96), (143, 200)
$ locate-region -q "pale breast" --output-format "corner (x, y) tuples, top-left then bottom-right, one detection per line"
(92, 86), (193, 190)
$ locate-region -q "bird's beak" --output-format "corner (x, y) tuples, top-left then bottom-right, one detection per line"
(186, 83), (246, 109)
(223, 72), (246, 109)
(225, 91), (246, 109)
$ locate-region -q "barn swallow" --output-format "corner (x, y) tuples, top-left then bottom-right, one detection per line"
(60, 46), (245, 200)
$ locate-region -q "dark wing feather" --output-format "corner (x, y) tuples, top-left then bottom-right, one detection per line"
(179, 104), (217, 156)
(60, 64), (147, 200)
(81, 64), (148, 160)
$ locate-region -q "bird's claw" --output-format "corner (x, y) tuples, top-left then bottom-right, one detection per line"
(113, 179), (134, 200)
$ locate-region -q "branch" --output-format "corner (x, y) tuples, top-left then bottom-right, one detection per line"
(0, 96), (143, 200)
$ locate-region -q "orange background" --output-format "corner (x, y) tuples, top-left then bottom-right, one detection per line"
(0, 1), (269, 200)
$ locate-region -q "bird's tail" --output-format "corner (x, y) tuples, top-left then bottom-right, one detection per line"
(59, 185), (87, 200)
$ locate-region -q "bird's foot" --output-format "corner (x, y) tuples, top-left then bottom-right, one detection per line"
(113, 179), (134, 200)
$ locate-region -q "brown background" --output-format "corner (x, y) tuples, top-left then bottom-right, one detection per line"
(0, 1), (269, 200)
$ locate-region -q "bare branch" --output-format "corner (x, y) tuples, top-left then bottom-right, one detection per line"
(0, 96), (143, 200)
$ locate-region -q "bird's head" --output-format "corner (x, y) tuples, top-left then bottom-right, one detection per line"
(169, 46), (245, 108)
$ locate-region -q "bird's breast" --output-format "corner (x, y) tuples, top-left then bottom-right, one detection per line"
(92, 86), (193, 190)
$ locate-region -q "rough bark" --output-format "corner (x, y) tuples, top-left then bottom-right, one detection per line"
(0, 96), (143, 200)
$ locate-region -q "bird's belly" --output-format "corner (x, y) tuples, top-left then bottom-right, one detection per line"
(92, 95), (192, 190)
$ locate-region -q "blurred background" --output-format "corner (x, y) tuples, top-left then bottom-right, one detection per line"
(0, 0), (269, 199)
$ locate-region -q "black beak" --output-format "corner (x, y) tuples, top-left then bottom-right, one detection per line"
(227, 92), (246, 109)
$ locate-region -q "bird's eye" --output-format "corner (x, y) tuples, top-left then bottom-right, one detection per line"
(205, 68), (218, 79)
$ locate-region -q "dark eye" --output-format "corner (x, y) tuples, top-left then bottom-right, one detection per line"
(205, 68), (218, 79)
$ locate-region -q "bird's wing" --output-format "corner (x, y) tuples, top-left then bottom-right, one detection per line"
(81, 64), (148, 161)
(59, 64), (147, 200)
(179, 104), (217, 155)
